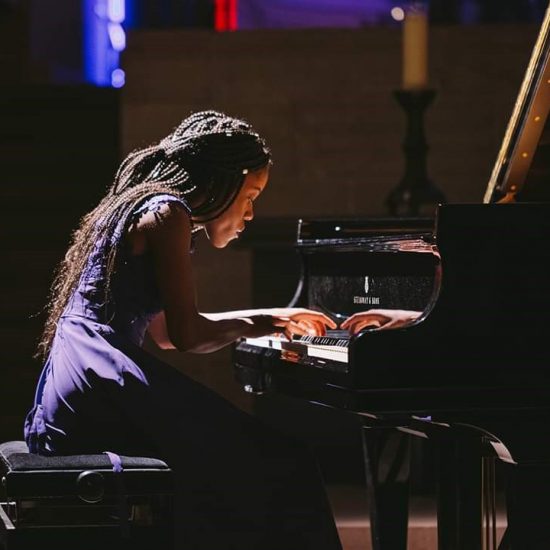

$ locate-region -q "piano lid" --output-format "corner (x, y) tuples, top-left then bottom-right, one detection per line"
(484, 6), (550, 203)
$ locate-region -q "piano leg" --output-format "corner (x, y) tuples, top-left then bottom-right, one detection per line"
(435, 431), (483, 550)
(361, 428), (410, 550)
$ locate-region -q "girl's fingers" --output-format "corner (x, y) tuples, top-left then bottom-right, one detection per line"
(301, 320), (326, 336)
(291, 311), (337, 330)
(288, 321), (310, 336)
(274, 313), (339, 339)
(342, 314), (382, 331)
(346, 319), (382, 335)
(288, 320), (330, 340)
(341, 309), (420, 334)
(282, 321), (310, 341)
(316, 314), (337, 329)
(315, 314), (337, 329)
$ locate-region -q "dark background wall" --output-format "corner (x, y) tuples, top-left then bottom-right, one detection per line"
(0, 2), (121, 441)
(1, 87), (120, 441)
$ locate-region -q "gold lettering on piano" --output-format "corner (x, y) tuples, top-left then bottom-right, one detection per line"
(353, 296), (381, 305)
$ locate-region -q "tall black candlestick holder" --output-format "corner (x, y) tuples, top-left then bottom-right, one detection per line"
(386, 89), (446, 217)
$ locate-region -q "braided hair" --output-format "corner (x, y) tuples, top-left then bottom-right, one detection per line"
(36, 110), (272, 360)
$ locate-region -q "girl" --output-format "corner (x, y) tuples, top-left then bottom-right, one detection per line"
(24, 110), (342, 550)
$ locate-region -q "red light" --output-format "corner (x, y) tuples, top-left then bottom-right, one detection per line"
(215, 0), (237, 31)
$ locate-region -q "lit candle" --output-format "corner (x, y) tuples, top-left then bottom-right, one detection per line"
(402, 3), (428, 89)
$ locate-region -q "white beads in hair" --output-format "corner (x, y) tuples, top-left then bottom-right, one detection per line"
(159, 110), (266, 159)
(147, 159), (196, 193)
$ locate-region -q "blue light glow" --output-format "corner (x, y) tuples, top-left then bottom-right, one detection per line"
(108, 22), (126, 51)
(108, 0), (125, 23)
(111, 68), (126, 88)
(83, 0), (127, 87)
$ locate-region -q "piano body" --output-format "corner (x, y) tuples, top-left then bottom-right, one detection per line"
(234, 7), (550, 550)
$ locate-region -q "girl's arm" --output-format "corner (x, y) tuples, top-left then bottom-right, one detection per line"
(147, 308), (337, 352)
(202, 308), (336, 338)
(142, 203), (334, 353)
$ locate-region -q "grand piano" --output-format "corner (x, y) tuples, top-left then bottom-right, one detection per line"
(233, 7), (550, 550)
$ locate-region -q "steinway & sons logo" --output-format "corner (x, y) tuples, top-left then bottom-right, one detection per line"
(353, 276), (380, 305)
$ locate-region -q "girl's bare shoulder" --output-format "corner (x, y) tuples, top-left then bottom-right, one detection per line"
(126, 199), (192, 255)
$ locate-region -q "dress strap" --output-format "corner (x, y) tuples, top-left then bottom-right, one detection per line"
(103, 450), (130, 538)
(110, 193), (192, 247)
(103, 451), (123, 473)
(132, 193), (191, 218)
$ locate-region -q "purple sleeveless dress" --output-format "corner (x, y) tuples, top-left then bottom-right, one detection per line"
(23, 194), (343, 550)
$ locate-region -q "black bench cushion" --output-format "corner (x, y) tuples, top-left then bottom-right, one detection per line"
(0, 440), (169, 472)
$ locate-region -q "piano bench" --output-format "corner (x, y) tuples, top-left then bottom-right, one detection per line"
(0, 440), (174, 550)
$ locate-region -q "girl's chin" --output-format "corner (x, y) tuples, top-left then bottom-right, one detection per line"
(212, 236), (232, 248)
(207, 228), (241, 248)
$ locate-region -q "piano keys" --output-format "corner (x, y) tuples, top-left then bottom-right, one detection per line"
(241, 331), (350, 367)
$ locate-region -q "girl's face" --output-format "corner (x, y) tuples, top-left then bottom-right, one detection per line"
(203, 165), (269, 248)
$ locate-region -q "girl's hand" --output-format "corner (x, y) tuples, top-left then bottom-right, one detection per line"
(340, 309), (421, 335)
(243, 309), (337, 341)
(274, 309), (337, 340)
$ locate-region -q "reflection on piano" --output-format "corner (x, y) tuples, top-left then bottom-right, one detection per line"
(233, 6), (550, 550)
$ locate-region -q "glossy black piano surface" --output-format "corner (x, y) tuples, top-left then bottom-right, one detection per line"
(235, 202), (550, 416)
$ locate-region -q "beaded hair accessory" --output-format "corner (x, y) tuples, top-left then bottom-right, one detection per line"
(150, 110), (271, 222)
(148, 111), (269, 193)
(160, 110), (267, 156)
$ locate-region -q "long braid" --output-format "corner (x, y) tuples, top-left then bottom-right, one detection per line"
(36, 110), (271, 361)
